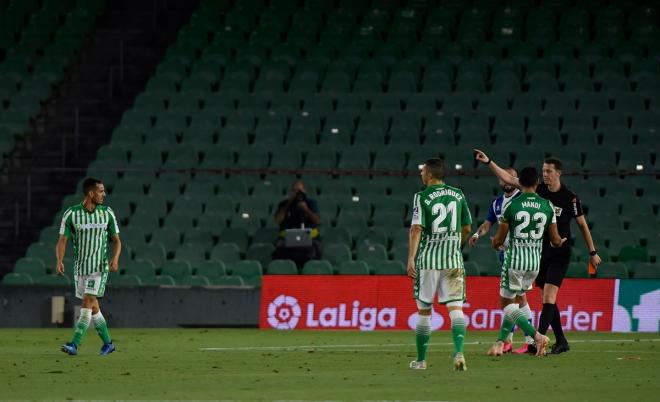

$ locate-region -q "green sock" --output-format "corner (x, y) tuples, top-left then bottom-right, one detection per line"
(92, 312), (112, 344)
(511, 309), (537, 338)
(415, 315), (431, 361)
(450, 314), (466, 354)
(498, 316), (515, 342)
(71, 308), (92, 346)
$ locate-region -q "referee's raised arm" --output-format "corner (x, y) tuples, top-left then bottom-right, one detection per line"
(473, 149), (521, 189)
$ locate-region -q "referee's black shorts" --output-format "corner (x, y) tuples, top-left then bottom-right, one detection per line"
(535, 250), (571, 288)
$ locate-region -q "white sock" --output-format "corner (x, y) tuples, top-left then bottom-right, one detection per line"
(520, 304), (532, 320)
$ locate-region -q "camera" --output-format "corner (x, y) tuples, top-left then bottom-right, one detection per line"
(295, 191), (307, 202)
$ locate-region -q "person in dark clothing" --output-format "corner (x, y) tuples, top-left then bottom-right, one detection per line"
(474, 149), (602, 354)
(272, 179), (321, 268)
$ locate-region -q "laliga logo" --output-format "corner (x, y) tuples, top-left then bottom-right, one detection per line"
(407, 309), (445, 330)
(268, 295), (302, 330)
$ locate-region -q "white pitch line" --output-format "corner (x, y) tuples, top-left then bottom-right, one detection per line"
(200, 338), (660, 352)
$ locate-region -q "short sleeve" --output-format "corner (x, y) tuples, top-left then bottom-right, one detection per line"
(460, 194), (472, 225)
(411, 193), (423, 226)
(570, 194), (584, 218)
(549, 201), (557, 224)
(107, 208), (120, 236)
(485, 199), (497, 224)
(59, 209), (73, 237)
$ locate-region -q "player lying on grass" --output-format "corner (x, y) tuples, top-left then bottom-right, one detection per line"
(486, 167), (566, 357)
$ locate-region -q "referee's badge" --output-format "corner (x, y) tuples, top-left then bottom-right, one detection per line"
(554, 206), (563, 216)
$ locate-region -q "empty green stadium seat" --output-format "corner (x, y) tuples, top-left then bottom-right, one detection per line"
(596, 262), (629, 279)
(323, 243), (352, 266)
(371, 260), (405, 275)
(337, 261), (370, 275)
(177, 275), (211, 286)
(141, 275), (176, 286)
(630, 263), (660, 279)
(2, 273), (33, 285)
(618, 246), (650, 263)
(566, 262), (590, 278)
(161, 260), (193, 278)
(301, 260), (333, 275)
(34, 274), (71, 286)
(14, 257), (47, 277)
(267, 259), (298, 275)
(211, 275), (245, 286)
(109, 275), (142, 287)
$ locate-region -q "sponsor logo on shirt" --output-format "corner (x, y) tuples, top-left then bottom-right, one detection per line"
(75, 223), (108, 231)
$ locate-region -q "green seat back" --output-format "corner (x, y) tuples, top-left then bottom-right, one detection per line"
(267, 260), (298, 275)
(337, 261), (370, 275)
(301, 260), (333, 275)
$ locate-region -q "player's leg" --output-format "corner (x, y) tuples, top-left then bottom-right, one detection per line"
(410, 270), (436, 369)
(512, 294), (537, 354)
(488, 293), (514, 356)
(89, 272), (115, 355)
(411, 303), (432, 369)
(538, 254), (570, 353)
(438, 268), (467, 370)
(62, 275), (93, 355)
(495, 269), (548, 356)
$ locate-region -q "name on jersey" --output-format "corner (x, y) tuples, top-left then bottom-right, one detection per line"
(75, 223), (108, 230)
(424, 189), (463, 205)
(521, 201), (541, 209)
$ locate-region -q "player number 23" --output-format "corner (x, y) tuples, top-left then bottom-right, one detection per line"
(513, 211), (547, 240)
(431, 201), (457, 233)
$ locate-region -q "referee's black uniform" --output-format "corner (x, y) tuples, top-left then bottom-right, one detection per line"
(535, 182), (584, 351)
(536, 182), (584, 288)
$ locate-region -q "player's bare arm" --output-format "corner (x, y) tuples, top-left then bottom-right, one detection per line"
(473, 149), (521, 189)
(547, 223), (567, 248)
(575, 215), (602, 266)
(55, 235), (67, 276)
(461, 224), (471, 247)
(407, 224), (422, 279)
(109, 234), (121, 272)
(491, 221), (509, 250)
(469, 220), (492, 247)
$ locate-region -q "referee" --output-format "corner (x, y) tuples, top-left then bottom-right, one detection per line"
(474, 149), (602, 354)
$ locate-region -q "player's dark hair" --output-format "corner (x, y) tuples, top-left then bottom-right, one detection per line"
(82, 178), (102, 194)
(544, 157), (563, 171)
(425, 158), (445, 180)
(519, 166), (539, 188)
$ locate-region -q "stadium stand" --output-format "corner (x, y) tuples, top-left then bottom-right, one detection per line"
(4, 0), (659, 287)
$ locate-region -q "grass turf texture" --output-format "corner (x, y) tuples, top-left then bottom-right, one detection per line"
(0, 329), (658, 401)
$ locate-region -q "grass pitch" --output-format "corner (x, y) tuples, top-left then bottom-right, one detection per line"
(0, 329), (658, 401)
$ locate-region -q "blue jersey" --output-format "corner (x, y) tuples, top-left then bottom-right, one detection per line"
(485, 190), (522, 264)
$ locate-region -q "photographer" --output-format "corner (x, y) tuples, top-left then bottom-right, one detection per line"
(272, 179), (321, 268)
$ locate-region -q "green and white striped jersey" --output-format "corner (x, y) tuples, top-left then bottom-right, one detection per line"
(411, 183), (472, 270)
(59, 203), (120, 276)
(500, 193), (556, 272)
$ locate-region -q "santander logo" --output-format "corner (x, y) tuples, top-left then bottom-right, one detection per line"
(267, 295), (302, 330)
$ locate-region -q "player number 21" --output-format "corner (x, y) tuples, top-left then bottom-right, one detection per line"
(431, 201), (457, 233)
(514, 211), (547, 240)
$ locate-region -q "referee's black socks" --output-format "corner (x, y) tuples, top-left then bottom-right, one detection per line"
(538, 303), (555, 335)
(538, 303), (568, 345)
(551, 304), (567, 345)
